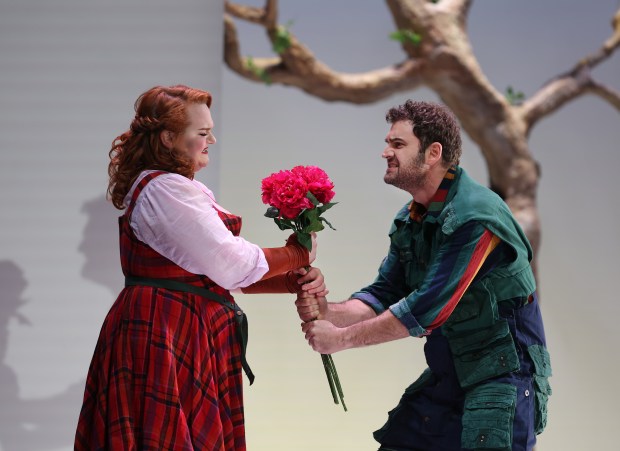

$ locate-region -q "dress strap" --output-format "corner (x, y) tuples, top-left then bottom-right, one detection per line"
(125, 275), (255, 385)
(125, 171), (168, 217)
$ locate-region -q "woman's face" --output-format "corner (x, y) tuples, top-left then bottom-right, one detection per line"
(175, 103), (216, 172)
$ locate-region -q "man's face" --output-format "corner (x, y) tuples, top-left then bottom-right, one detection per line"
(382, 120), (427, 193)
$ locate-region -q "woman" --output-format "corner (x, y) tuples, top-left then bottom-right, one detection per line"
(75, 85), (325, 450)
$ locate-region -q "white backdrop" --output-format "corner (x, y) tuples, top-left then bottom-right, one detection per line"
(1, 1), (619, 451)
(221, 1), (620, 451)
(0, 1), (222, 449)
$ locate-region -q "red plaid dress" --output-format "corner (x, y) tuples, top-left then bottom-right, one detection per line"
(75, 171), (247, 450)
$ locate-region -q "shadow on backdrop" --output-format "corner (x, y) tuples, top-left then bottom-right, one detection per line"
(0, 260), (83, 450)
(79, 195), (123, 295)
(0, 197), (122, 450)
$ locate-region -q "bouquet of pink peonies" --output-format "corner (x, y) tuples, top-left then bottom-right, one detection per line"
(261, 165), (346, 411)
(261, 165), (337, 250)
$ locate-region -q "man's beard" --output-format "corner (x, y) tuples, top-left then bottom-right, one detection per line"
(384, 154), (427, 192)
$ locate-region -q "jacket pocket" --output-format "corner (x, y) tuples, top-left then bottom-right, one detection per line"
(462, 382), (516, 450)
(448, 320), (519, 388)
(527, 345), (552, 434)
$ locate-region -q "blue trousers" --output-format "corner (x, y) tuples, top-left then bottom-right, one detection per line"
(374, 297), (547, 451)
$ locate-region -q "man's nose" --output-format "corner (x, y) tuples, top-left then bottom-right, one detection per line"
(382, 146), (393, 158)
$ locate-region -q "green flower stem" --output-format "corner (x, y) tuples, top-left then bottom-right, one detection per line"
(309, 315), (346, 412)
(321, 353), (339, 404)
(320, 353), (347, 412)
(327, 354), (347, 411)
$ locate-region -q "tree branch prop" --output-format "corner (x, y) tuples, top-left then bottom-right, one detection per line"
(224, 1), (426, 102)
(521, 8), (620, 131)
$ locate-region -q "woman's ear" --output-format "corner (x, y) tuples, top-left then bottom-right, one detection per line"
(159, 130), (176, 149)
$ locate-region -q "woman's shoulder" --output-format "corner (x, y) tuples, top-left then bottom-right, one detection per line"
(126, 171), (208, 206)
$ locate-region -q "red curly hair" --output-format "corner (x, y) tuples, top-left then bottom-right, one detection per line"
(107, 85), (213, 209)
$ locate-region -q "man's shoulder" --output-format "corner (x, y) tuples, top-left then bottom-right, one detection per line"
(451, 168), (504, 212)
(440, 168), (511, 234)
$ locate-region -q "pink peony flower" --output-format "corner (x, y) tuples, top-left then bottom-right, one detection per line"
(261, 169), (313, 219)
(291, 165), (335, 204)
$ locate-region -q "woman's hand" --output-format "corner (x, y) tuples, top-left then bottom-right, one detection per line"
(308, 232), (317, 264)
(285, 232), (317, 265)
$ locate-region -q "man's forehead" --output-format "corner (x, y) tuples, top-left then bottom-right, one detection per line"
(386, 120), (414, 141)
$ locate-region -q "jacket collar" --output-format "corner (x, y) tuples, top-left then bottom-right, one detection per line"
(408, 166), (458, 223)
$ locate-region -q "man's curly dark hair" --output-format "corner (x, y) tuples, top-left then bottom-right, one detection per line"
(386, 100), (462, 166)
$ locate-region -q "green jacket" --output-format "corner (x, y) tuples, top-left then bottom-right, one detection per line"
(389, 167), (551, 435)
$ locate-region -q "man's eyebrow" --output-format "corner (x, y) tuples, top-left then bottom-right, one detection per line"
(385, 136), (405, 143)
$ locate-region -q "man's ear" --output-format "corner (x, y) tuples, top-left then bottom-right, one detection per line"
(426, 142), (443, 167)
(159, 130), (176, 149)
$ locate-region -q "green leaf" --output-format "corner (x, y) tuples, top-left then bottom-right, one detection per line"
(505, 85), (525, 105)
(318, 201), (337, 214)
(245, 56), (272, 85)
(302, 207), (320, 222)
(300, 208), (325, 233)
(273, 23), (292, 54)
(305, 221), (325, 233)
(320, 217), (336, 231)
(296, 231), (312, 251)
(389, 29), (421, 46)
(274, 217), (294, 231)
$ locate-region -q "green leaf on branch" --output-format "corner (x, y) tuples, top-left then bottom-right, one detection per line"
(245, 56), (272, 85)
(505, 85), (525, 105)
(390, 29), (422, 46)
(273, 21), (293, 54)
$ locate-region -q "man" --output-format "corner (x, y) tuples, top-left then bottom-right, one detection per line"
(296, 101), (551, 451)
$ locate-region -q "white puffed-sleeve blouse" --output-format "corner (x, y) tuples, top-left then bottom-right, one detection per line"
(123, 170), (269, 290)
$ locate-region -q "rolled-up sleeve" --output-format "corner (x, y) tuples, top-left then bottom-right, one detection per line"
(130, 173), (269, 290)
(354, 221), (503, 337)
(352, 246), (403, 310)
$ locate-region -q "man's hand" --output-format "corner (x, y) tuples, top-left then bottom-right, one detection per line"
(295, 291), (327, 322)
(301, 319), (347, 354)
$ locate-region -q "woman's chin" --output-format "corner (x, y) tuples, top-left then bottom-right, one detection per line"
(194, 159), (209, 172)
